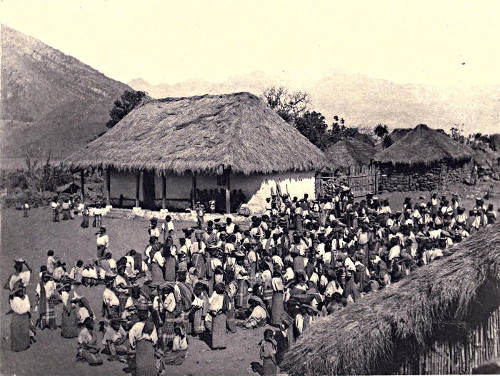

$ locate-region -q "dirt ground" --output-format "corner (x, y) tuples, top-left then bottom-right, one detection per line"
(0, 209), (267, 376)
(1, 181), (499, 376)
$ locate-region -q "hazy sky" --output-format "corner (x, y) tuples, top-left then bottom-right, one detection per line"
(1, 0), (499, 88)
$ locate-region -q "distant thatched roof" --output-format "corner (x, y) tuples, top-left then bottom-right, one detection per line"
(64, 92), (326, 174)
(389, 128), (412, 143)
(324, 137), (376, 169)
(375, 124), (472, 166)
(282, 223), (500, 375)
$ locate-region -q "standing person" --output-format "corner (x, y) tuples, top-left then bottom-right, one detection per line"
(195, 201), (205, 229)
(60, 282), (79, 338)
(271, 270), (284, 326)
(274, 322), (290, 367)
(205, 283), (229, 349)
(190, 283), (208, 336)
(9, 282), (34, 351)
(148, 218), (160, 242)
(61, 198), (70, 220)
(260, 329), (278, 376)
(50, 196), (60, 222)
(163, 245), (177, 282)
(150, 244), (165, 285)
(128, 307), (158, 376)
(22, 201), (30, 217)
(35, 272), (59, 330)
(96, 227), (109, 260)
(81, 203), (90, 228)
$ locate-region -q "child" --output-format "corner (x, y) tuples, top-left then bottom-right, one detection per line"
(46, 250), (57, 274)
(23, 201), (30, 217)
(195, 202), (205, 229)
(260, 329), (277, 376)
(50, 197), (60, 222)
(162, 216), (175, 241)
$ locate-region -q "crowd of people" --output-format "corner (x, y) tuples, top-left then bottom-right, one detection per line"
(5, 186), (498, 376)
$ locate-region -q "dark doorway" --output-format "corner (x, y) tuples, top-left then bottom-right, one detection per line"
(142, 171), (156, 209)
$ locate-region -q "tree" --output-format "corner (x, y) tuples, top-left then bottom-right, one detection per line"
(374, 124), (389, 139)
(294, 111), (328, 148)
(382, 135), (393, 148)
(106, 90), (147, 128)
(262, 86), (310, 123)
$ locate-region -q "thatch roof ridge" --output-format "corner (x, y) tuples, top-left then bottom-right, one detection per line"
(64, 92), (326, 174)
(324, 137), (376, 167)
(282, 223), (500, 375)
(375, 124), (473, 166)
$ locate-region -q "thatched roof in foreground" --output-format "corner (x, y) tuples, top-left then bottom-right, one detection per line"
(324, 138), (376, 169)
(282, 223), (500, 376)
(375, 124), (472, 166)
(64, 92), (326, 174)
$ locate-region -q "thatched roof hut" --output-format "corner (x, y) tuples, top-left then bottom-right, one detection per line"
(324, 138), (376, 173)
(65, 92), (326, 212)
(389, 128), (412, 143)
(375, 124), (472, 166)
(64, 92), (325, 174)
(282, 223), (500, 375)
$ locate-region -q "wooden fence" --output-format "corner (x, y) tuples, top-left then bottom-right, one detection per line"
(316, 172), (377, 198)
(398, 306), (500, 374)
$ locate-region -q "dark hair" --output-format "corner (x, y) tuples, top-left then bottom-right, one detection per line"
(47, 250), (54, 256)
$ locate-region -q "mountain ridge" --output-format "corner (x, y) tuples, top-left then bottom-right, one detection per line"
(1, 24), (132, 159)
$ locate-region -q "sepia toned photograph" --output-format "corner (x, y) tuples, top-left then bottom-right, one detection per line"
(0, 1), (499, 375)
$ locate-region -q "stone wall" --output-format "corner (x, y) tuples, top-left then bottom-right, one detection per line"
(378, 160), (470, 192)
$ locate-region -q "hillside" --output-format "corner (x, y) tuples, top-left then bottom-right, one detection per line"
(129, 72), (500, 135)
(0, 25), (131, 160)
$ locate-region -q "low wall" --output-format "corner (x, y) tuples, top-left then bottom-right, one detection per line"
(378, 161), (470, 192)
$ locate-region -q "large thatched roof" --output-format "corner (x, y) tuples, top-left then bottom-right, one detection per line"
(282, 223), (500, 375)
(324, 137), (376, 169)
(64, 92), (326, 174)
(375, 124), (472, 166)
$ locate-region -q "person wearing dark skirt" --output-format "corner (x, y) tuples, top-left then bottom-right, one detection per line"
(81, 204), (90, 228)
(36, 272), (59, 330)
(260, 329), (278, 376)
(271, 271), (284, 326)
(9, 284), (33, 351)
(128, 307), (158, 376)
(163, 245), (177, 282)
(190, 283), (208, 336)
(205, 283), (229, 350)
(60, 283), (79, 338)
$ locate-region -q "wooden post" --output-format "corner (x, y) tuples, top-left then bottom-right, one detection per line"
(135, 171), (140, 207)
(162, 173), (166, 209)
(80, 170), (85, 199)
(105, 167), (111, 206)
(225, 171), (231, 214)
(191, 172), (197, 209)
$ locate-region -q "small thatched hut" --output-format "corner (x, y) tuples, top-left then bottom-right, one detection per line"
(375, 124), (473, 192)
(64, 92), (326, 212)
(324, 137), (376, 175)
(282, 223), (500, 375)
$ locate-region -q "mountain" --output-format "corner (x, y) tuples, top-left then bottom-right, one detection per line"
(1, 25), (131, 161)
(129, 72), (500, 135)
